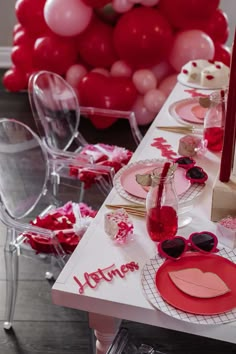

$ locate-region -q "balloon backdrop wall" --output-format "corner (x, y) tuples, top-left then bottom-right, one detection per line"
(3, 0), (231, 127)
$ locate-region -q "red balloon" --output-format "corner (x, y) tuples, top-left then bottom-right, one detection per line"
(76, 16), (118, 68)
(13, 23), (24, 36)
(113, 7), (173, 68)
(11, 45), (34, 71)
(33, 36), (78, 75)
(214, 42), (231, 67)
(78, 72), (138, 129)
(3, 67), (28, 92)
(15, 0), (49, 36)
(13, 28), (35, 46)
(158, 0), (220, 29)
(198, 9), (229, 44)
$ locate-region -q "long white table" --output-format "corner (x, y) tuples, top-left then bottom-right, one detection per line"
(52, 83), (236, 354)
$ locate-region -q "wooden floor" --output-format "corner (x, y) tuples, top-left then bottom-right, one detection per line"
(0, 70), (236, 354)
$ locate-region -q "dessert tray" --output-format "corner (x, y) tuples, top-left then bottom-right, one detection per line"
(141, 248), (236, 325)
(113, 159), (205, 207)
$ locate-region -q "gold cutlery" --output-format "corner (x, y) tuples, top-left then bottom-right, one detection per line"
(105, 204), (146, 217)
(156, 125), (203, 135)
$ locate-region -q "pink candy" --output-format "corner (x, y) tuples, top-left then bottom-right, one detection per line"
(217, 216), (236, 249)
(219, 216), (236, 230)
(104, 208), (134, 244)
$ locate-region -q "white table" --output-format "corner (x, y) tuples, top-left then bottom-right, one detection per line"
(52, 83), (235, 354)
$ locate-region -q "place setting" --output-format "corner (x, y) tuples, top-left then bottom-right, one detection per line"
(112, 157), (207, 228)
(141, 231), (236, 326)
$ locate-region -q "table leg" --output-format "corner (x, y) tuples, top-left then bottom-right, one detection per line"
(89, 312), (121, 354)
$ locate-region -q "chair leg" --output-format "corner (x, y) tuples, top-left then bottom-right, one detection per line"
(50, 170), (61, 201)
(4, 233), (19, 330)
(45, 256), (55, 280)
(79, 182), (85, 202)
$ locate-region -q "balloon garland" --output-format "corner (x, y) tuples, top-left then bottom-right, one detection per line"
(3, 0), (231, 127)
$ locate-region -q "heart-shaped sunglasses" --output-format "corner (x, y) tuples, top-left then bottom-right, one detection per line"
(174, 156), (208, 184)
(157, 231), (218, 260)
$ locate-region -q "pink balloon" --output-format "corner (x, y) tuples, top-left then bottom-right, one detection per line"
(169, 30), (215, 72)
(132, 95), (156, 125)
(132, 69), (157, 95)
(112, 0), (133, 13)
(91, 68), (110, 76)
(158, 74), (177, 97)
(44, 0), (93, 36)
(66, 64), (88, 88)
(110, 60), (132, 77)
(144, 89), (167, 113)
(151, 61), (175, 83)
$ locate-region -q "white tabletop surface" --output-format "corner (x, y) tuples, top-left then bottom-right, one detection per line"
(52, 83), (236, 343)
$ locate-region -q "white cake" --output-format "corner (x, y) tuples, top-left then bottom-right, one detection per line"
(181, 59), (229, 88)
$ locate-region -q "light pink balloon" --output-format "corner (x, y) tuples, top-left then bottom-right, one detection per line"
(151, 61), (175, 84)
(132, 95), (156, 125)
(111, 60), (132, 77)
(91, 68), (110, 76)
(112, 0), (133, 13)
(158, 74), (178, 97)
(169, 30), (215, 72)
(44, 0), (93, 36)
(141, 0), (159, 6)
(132, 69), (157, 95)
(66, 64), (87, 88)
(144, 89), (167, 114)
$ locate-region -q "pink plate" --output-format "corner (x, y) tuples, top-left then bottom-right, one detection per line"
(155, 253), (236, 315)
(169, 98), (207, 125)
(120, 162), (190, 199)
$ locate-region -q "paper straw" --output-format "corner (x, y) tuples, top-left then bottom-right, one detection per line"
(219, 28), (236, 182)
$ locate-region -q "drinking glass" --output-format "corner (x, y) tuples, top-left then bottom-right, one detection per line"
(203, 89), (227, 152)
(146, 167), (178, 242)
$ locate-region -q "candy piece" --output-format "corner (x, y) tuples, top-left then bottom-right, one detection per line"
(104, 208), (134, 243)
(216, 216), (236, 249)
(178, 134), (203, 157)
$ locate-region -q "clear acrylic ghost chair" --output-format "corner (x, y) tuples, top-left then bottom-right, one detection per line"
(28, 70), (142, 148)
(28, 71), (141, 199)
(0, 118), (111, 330)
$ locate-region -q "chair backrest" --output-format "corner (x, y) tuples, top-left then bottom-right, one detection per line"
(29, 71), (143, 149)
(0, 118), (49, 219)
(28, 71), (80, 151)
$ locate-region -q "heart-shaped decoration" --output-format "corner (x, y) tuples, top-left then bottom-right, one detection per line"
(78, 72), (138, 129)
(169, 268), (230, 298)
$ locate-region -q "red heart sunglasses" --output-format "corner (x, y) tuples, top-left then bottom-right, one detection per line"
(157, 231), (218, 260)
(174, 156), (208, 184)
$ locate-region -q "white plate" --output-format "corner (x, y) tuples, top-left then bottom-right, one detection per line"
(113, 159), (205, 207)
(177, 73), (227, 90)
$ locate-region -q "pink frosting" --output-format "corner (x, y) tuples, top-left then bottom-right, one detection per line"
(219, 217), (236, 230)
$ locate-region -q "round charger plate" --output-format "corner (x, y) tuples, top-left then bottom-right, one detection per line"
(113, 159), (205, 206)
(168, 98), (207, 125)
(141, 248), (236, 325)
(177, 73), (227, 90)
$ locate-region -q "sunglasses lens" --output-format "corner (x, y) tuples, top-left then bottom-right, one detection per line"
(161, 238), (185, 258)
(176, 157), (193, 165)
(186, 167), (205, 179)
(191, 232), (215, 252)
